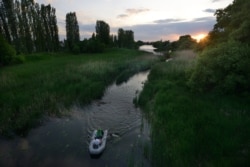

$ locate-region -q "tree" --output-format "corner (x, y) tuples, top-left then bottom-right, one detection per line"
(41, 4), (59, 52)
(95, 20), (110, 46)
(118, 28), (135, 48)
(205, 0), (250, 47)
(189, 0), (250, 94)
(0, 0), (59, 53)
(0, 33), (15, 66)
(66, 12), (80, 52)
(171, 35), (196, 50)
(118, 28), (124, 48)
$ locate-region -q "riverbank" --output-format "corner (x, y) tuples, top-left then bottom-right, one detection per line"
(0, 48), (159, 137)
(138, 50), (250, 166)
(0, 70), (152, 167)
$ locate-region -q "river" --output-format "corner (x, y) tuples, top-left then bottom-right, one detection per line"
(139, 45), (162, 55)
(0, 71), (151, 167)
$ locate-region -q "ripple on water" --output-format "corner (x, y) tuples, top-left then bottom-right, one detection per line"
(0, 71), (152, 167)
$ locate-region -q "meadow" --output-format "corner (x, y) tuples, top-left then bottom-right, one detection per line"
(138, 50), (250, 167)
(0, 48), (159, 137)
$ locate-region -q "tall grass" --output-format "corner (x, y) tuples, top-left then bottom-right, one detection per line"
(138, 50), (250, 166)
(0, 49), (159, 136)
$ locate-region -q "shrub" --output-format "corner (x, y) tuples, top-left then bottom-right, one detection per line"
(189, 40), (250, 94)
(0, 34), (16, 66)
(79, 39), (105, 53)
(12, 55), (26, 64)
(72, 44), (80, 54)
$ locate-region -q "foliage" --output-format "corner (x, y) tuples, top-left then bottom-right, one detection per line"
(0, 0), (59, 53)
(0, 49), (159, 136)
(78, 38), (105, 53)
(72, 44), (80, 54)
(198, 0), (250, 49)
(191, 0), (250, 94)
(152, 40), (171, 52)
(96, 20), (110, 46)
(66, 12), (80, 52)
(138, 51), (250, 167)
(0, 33), (16, 66)
(189, 41), (250, 94)
(118, 28), (135, 49)
(214, 0), (250, 44)
(171, 35), (197, 51)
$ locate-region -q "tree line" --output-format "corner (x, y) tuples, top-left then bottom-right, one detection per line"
(0, 0), (136, 66)
(0, 0), (59, 54)
(65, 14), (136, 54)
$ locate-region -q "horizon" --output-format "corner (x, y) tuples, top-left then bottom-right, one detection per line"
(35, 0), (234, 42)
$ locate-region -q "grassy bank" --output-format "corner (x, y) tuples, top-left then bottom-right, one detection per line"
(0, 48), (159, 136)
(138, 50), (250, 166)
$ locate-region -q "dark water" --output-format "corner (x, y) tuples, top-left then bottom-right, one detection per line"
(0, 71), (151, 167)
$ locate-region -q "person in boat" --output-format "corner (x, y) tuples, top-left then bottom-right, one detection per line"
(93, 138), (101, 146)
(93, 129), (104, 146)
(96, 129), (104, 139)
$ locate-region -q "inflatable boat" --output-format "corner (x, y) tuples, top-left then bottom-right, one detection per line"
(89, 129), (108, 155)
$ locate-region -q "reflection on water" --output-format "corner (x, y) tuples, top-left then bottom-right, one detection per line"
(139, 45), (162, 55)
(0, 71), (151, 167)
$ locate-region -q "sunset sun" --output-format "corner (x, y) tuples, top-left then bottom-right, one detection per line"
(193, 33), (207, 42)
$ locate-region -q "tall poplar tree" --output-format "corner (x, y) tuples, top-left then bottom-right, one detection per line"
(0, 0), (12, 43)
(95, 20), (110, 46)
(118, 28), (135, 48)
(0, 0), (59, 53)
(66, 12), (80, 51)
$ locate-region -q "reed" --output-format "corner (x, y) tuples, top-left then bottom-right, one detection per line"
(0, 49), (159, 136)
(138, 50), (250, 167)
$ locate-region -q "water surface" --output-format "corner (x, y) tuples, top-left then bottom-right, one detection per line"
(0, 71), (151, 167)
(139, 45), (162, 55)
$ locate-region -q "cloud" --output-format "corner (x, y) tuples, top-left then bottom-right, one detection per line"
(192, 16), (215, 22)
(203, 8), (216, 13)
(78, 23), (96, 39)
(154, 18), (184, 24)
(211, 0), (221, 2)
(76, 16), (216, 41)
(126, 8), (150, 14)
(117, 14), (128, 19)
(117, 8), (150, 18)
(69, 16), (216, 42)
(125, 17), (216, 41)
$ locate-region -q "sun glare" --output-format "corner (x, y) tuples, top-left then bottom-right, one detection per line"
(193, 33), (207, 42)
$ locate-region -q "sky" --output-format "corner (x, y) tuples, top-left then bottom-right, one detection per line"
(35, 0), (234, 42)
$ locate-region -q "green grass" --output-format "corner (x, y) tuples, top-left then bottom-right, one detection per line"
(138, 50), (250, 167)
(0, 48), (159, 136)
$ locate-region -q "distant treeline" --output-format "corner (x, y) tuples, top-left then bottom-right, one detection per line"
(65, 14), (136, 54)
(137, 34), (197, 54)
(0, 0), (137, 66)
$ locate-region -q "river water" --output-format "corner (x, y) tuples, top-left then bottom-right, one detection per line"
(139, 45), (162, 55)
(0, 71), (151, 167)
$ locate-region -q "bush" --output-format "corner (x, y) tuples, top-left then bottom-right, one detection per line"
(72, 44), (80, 54)
(139, 55), (250, 167)
(79, 39), (105, 53)
(0, 34), (16, 66)
(12, 55), (26, 64)
(189, 40), (250, 94)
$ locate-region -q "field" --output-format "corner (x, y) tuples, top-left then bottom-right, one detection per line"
(0, 48), (159, 137)
(138, 50), (250, 167)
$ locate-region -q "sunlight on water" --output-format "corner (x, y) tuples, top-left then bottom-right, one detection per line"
(139, 45), (162, 55)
